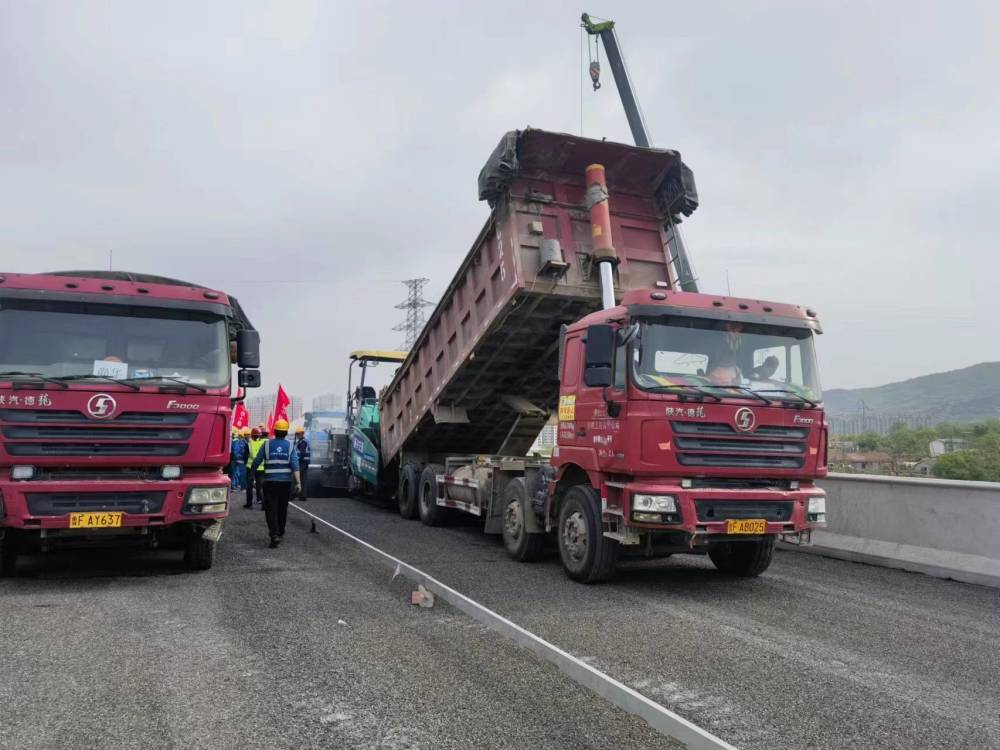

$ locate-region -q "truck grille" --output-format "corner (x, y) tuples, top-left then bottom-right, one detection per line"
(0, 409), (193, 458)
(26, 492), (167, 516)
(695, 500), (794, 522)
(672, 421), (808, 469)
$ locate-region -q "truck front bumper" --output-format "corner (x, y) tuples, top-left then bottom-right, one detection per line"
(0, 474), (229, 532)
(606, 480), (826, 537)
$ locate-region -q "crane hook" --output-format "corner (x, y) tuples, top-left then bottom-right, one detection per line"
(589, 60), (601, 90)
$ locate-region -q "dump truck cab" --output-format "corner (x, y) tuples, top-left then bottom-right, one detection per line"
(0, 270), (260, 574)
(547, 288), (827, 579)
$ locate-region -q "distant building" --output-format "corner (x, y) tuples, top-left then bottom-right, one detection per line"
(529, 422), (558, 455)
(913, 458), (937, 476)
(312, 392), (344, 411)
(828, 449), (893, 473)
(929, 438), (969, 457)
(246, 392), (302, 427)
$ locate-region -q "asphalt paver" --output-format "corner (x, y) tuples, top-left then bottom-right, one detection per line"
(0, 492), (684, 750)
(298, 495), (1000, 750)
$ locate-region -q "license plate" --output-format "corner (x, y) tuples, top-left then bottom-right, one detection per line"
(726, 518), (766, 535)
(69, 512), (124, 529)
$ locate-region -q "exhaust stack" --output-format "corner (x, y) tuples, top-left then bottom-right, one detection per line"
(585, 163), (618, 310)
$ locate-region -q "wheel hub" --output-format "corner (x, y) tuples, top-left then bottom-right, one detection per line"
(504, 499), (523, 540)
(562, 511), (588, 563)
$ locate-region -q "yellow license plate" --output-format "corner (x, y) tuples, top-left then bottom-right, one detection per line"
(69, 512), (124, 529)
(726, 518), (766, 535)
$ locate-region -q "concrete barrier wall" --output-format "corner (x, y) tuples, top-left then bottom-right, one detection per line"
(781, 473), (1000, 588)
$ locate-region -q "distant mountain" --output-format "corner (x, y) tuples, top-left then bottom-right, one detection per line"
(824, 362), (1000, 424)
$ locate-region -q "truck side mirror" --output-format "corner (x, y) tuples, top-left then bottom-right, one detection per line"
(236, 329), (260, 369)
(238, 369), (261, 388)
(584, 324), (615, 387)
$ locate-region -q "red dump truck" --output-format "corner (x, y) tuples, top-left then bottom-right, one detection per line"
(0, 271), (261, 575)
(360, 129), (827, 582)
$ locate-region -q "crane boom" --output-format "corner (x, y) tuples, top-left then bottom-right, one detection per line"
(582, 13), (699, 293)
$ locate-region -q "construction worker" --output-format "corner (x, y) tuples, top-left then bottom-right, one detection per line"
(248, 418), (301, 548)
(230, 427), (249, 492)
(246, 427), (267, 508)
(294, 425), (311, 500)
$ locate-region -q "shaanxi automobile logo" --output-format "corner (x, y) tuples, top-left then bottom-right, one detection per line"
(734, 407), (756, 432)
(86, 393), (118, 420)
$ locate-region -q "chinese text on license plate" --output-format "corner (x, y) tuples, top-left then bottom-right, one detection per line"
(69, 512), (123, 529)
(726, 518), (766, 535)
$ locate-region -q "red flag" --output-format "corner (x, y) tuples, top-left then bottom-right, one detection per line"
(273, 384), (291, 423)
(232, 403), (249, 430)
(266, 411), (274, 436)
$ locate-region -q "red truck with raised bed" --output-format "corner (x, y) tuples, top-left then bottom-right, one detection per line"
(0, 271), (260, 574)
(353, 129), (828, 582)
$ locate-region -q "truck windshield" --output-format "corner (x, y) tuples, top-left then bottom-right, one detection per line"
(631, 316), (821, 403)
(0, 299), (230, 387)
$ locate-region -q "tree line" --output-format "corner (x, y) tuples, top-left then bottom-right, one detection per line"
(840, 419), (1000, 482)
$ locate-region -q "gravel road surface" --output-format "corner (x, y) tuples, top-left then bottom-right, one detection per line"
(297, 496), (1000, 750)
(0, 492), (684, 750)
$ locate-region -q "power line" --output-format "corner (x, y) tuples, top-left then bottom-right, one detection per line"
(392, 278), (433, 350)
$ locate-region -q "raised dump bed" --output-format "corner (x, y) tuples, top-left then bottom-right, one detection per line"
(379, 129), (693, 468)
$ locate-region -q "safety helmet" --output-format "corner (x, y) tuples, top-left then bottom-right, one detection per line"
(241, 427), (251, 436)
(274, 418), (290, 432)
(251, 428), (260, 438)
(295, 426), (305, 434)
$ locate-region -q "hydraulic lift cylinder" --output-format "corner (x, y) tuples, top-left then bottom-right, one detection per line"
(585, 163), (618, 309)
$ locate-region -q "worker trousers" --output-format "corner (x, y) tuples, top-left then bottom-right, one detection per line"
(230, 463), (246, 490)
(249, 470), (265, 505)
(262, 480), (292, 540)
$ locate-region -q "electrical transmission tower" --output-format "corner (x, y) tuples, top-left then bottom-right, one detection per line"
(393, 278), (433, 350)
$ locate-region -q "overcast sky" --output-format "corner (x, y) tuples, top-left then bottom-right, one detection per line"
(2, 0), (997, 403)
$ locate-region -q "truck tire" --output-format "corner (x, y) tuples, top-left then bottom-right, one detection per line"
(418, 464), (447, 527)
(184, 536), (216, 571)
(501, 478), (545, 562)
(0, 534), (17, 578)
(557, 484), (618, 583)
(709, 537), (775, 577)
(398, 463), (421, 519)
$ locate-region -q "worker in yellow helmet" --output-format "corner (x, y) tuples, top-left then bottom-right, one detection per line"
(294, 425), (311, 500)
(246, 427), (267, 508)
(248, 418), (301, 548)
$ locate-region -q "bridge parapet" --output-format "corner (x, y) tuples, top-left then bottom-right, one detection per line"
(781, 474), (1000, 588)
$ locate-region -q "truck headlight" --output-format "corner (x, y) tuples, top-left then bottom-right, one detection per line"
(807, 495), (826, 524)
(633, 494), (677, 513)
(162, 465), (182, 479)
(186, 487), (228, 514)
(11, 465), (34, 480)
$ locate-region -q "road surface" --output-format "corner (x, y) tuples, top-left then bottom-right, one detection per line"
(297, 496), (1000, 750)
(0, 493), (683, 750)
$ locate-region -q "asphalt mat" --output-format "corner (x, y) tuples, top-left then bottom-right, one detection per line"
(0, 492), (685, 750)
(294, 494), (1000, 750)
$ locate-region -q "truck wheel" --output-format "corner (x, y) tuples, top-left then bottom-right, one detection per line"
(0, 534), (17, 578)
(418, 464), (446, 527)
(501, 478), (544, 562)
(398, 463), (421, 519)
(184, 537), (216, 571)
(557, 485), (618, 583)
(709, 537), (775, 577)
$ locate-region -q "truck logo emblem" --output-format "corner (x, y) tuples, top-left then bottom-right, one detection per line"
(734, 407), (756, 432)
(87, 393), (117, 420)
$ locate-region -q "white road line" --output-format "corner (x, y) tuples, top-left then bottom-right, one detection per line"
(290, 502), (738, 750)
